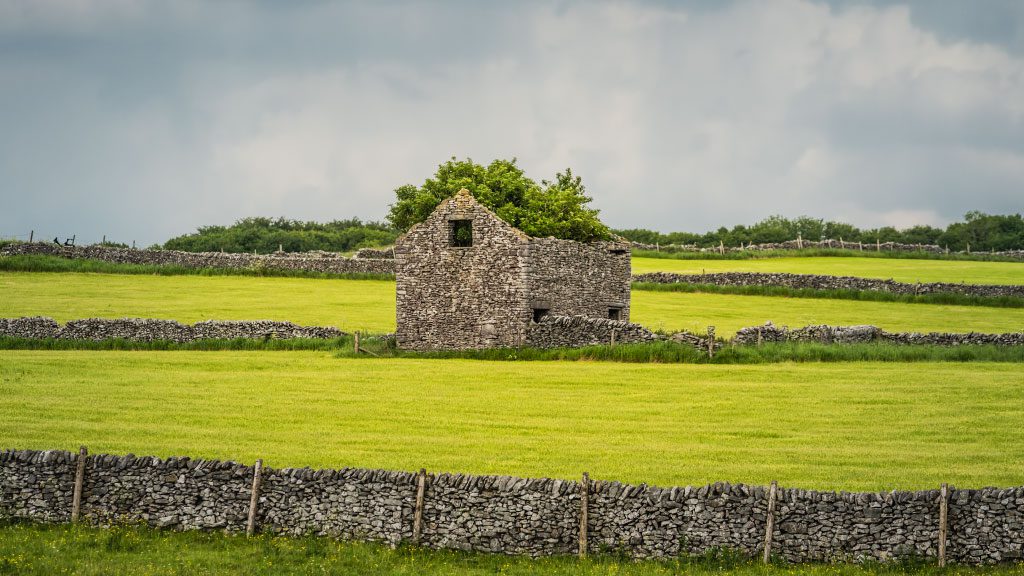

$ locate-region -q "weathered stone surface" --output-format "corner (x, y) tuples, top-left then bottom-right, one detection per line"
(525, 315), (655, 348)
(0, 243), (394, 275)
(395, 190), (631, 350)
(634, 272), (1024, 299)
(0, 317), (344, 342)
(732, 323), (1024, 347)
(3, 448), (1022, 564)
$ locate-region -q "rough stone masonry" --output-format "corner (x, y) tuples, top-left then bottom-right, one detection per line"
(394, 189), (631, 350)
(2, 449), (1023, 564)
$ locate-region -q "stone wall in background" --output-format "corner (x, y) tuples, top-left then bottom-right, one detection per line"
(0, 243), (395, 275)
(634, 272), (1024, 299)
(0, 317), (344, 342)
(631, 239), (1024, 260)
(3, 449), (1023, 564)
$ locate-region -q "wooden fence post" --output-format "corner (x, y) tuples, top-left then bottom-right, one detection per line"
(706, 326), (716, 358)
(579, 472), (589, 558)
(610, 329), (617, 347)
(354, 331), (360, 354)
(71, 446), (87, 522)
(763, 480), (778, 564)
(413, 468), (427, 543)
(246, 459), (263, 536)
(938, 483), (949, 567)
(29, 230), (34, 243)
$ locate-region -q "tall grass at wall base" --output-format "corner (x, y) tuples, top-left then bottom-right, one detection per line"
(3, 520), (1005, 576)
(0, 255), (395, 280)
(632, 248), (1024, 263)
(2, 336), (1021, 362)
(632, 282), (1024, 308)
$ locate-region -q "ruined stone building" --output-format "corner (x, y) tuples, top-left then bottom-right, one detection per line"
(395, 188), (631, 350)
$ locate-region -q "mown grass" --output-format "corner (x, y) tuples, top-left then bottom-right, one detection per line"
(631, 256), (1024, 285)
(3, 336), (1022, 363)
(2, 351), (1022, 490)
(2, 522), (1021, 576)
(4, 272), (1024, 337)
(0, 254), (393, 280)
(634, 282), (1024, 309)
(633, 248), (1024, 264)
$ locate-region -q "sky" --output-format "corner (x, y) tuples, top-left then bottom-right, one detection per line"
(0, 0), (1022, 247)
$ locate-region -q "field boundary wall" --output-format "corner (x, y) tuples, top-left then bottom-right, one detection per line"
(0, 317), (344, 342)
(2, 448), (1022, 564)
(0, 243), (395, 275)
(631, 239), (1024, 259)
(634, 272), (1024, 298)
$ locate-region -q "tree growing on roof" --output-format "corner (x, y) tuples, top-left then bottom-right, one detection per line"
(386, 157), (611, 242)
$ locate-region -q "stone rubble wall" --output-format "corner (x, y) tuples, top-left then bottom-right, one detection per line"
(634, 272), (1024, 299)
(0, 317), (344, 342)
(0, 242), (395, 275)
(525, 238), (632, 323)
(354, 247), (395, 259)
(3, 449), (1023, 564)
(731, 323), (1024, 347)
(525, 315), (656, 348)
(631, 239), (1024, 260)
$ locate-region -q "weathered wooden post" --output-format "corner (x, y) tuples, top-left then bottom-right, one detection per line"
(938, 483), (949, 567)
(719, 240), (725, 255)
(839, 237), (844, 249)
(796, 233), (803, 249)
(71, 446), (87, 522)
(354, 331), (360, 354)
(706, 326), (716, 358)
(29, 230), (34, 243)
(413, 468), (427, 543)
(756, 328), (763, 347)
(579, 472), (589, 558)
(610, 329), (617, 347)
(763, 480), (778, 563)
(246, 459), (263, 536)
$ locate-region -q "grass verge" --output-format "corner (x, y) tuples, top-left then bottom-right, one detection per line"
(1, 337), (1022, 363)
(2, 352), (1022, 489)
(633, 282), (1024, 308)
(4, 521), (1011, 576)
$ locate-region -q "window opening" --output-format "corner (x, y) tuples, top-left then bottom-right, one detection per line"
(608, 308), (622, 321)
(449, 220), (473, 247)
(532, 308), (550, 323)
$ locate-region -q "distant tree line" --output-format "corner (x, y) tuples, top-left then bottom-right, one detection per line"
(614, 212), (1024, 252)
(163, 217), (398, 253)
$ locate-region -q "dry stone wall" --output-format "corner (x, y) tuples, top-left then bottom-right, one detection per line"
(0, 243), (395, 275)
(634, 272), (1024, 299)
(731, 323), (1024, 347)
(3, 449), (1024, 564)
(632, 239), (1024, 259)
(0, 317), (344, 342)
(526, 315), (655, 348)
(526, 238), (631, 322)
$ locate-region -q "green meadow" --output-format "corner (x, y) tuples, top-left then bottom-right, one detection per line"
(4, 523), (1023, 576)
(631, 256), (1024, 285)
(2, 351), (1022, 492)
(2, 272), (1022, 336)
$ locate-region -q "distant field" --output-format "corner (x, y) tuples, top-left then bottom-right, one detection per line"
(2, 351), (1022, 491)
(3, 272), (1023, 336)
(632, 256), (1024, 285)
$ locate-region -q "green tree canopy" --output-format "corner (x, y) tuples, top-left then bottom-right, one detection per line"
(386, 157), (611, 242)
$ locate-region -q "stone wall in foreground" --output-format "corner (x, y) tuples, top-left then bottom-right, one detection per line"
(0, 317), (344, 342)
(0, 242), (395, 275)
(2, 449), (1023, 564)
(634, 272), (1024, 299)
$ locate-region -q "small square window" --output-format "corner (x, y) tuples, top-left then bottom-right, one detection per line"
(449, 220), (473, 247)
(608, 308), (622, 321)
(532, 308), (550, 323)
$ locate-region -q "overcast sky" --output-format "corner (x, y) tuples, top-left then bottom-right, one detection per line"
(1, 0), (1022, 246)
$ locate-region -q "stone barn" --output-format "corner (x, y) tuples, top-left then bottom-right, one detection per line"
(395, 188), (631, 350)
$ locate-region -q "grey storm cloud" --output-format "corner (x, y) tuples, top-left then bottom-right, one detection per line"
(0, 0), (1022, 246)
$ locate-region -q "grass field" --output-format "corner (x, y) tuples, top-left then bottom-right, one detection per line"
(4, 523), (1021, 576)
(2, 351), (1022, 491)
(631, 256), (1024, 285)
(3, 272), (1023, 336)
